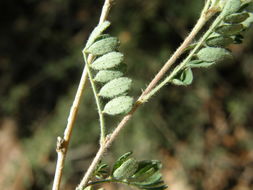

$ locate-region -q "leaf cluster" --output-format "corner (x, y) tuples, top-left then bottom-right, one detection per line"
(91, 152), (167, 190)
(83, 21), (134, 115)
(171, 0), (253, 86)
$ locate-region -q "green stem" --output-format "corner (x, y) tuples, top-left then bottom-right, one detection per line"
(86, 178), (130, 186)
(143, 13), (225, 101)
(83, 53), (106, 146)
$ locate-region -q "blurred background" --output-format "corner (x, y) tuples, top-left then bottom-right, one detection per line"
(0, 0), (253, 190)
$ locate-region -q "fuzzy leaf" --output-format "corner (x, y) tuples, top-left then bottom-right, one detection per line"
(224, 12), (250, 24)
(94, 163), (109, 179)
(103, 96), (133, 115)
(187, 60), (216, 68)
(130, 160), (161, 182)
(85, 21), (111, 49)
(220, 0), (241, 16)
(85, 37), (119, 55)
(113, 158), (138, 180)
(99, 77), (132, 98)
(94, 70), (124, 83)
(216, 24), (244, 36)
(132, 172), (162, 186)
(137, 160), (162, 171)
(112, 152), (133, 173)
(171, 68), (193, 86)
(206, 36), (233, 47)
(197, 47), (232, 62)
(242, 12), (253, 28)
(91, 52), (124, 70)
(94, 34), (111, 41)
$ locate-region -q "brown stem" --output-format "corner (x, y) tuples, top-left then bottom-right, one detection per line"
(139, 9), (213, 100)
(52, 1), (114, 190)
(76, 102), (141, 189)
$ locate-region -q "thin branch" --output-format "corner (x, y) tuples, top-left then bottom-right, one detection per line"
(52, 66), (89, 190)
(52, 1), (114, 190)
(143, 13), (225, 101)
(76, 103), (140, 190)
(86, 178), (133, 187)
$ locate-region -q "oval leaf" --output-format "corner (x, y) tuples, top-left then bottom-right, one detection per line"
(206, 36), (233, 47)
(94, 70), (124, 83)
(242, 12), (253, 28)
(224, 12), (249, 24)
(171, 68), (193, 86)
(113, 158), (138, 180)
(220, 0), (241, 16)
(197, 47), (232, 62)
(132, 172), (162, 186)
(187, 60), (216, 68)
(130, 160), (161, 182)
(112, 152), (133, 173)
(103, 96), (133, 115)
(91, 52), (124, 70)
(85, 21), (111, 49)
(99, 77), (132, 98)
(85, 37), (119, 55)
(216, 24), (244, 36)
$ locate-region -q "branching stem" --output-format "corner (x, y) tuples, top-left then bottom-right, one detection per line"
(77, 103), (140, 190)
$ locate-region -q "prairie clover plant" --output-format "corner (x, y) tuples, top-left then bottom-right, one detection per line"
(52, 1), (253, 190)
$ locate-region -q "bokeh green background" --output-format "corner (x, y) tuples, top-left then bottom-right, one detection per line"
(0, 0), (253, 190)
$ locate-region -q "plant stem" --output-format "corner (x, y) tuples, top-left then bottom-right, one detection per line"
(76, 103), (140, 190)
(86, 178), (132, 187)
(52, 66), (89, 190)
(84, 54), (106, 146)
(52, 1), (114, 190)
(143, 13), (225, 101)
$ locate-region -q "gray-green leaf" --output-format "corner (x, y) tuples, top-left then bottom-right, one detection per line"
(171, 68), (193, 86)
(85, 21), (111, 49)
(242, 12), (253, 28)
(197, 47), (232, 62)
(85, 37), (119, 56)
(113, 158), (138, 180)
(94, 70), (124, 83)
(103, 96), (133, 115)
(91, 52), (124, 70)
(224, 12), (249, 24)
(112, 152), (133, 173)
(130, 160), (161, 182)
(206, 36), (233, 47)
(187, 60), (216, 68)
(99, 77), (132, 98)
(215, 24), (244, 36)
(220, 0), (241, 16)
